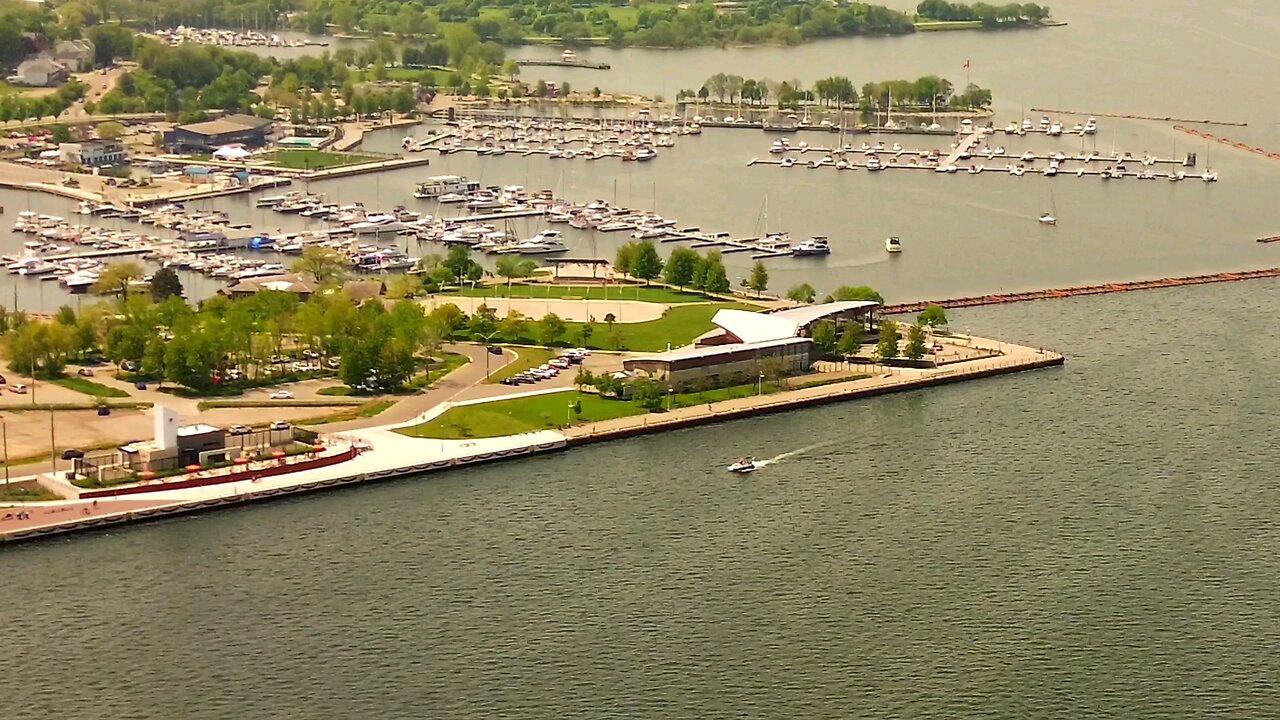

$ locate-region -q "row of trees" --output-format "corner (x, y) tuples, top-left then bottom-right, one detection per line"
(687, 73), (993, 110)
(612, 240), (738, 295)
(0, 79), (87, 124)
(916, 1), (1051, 25)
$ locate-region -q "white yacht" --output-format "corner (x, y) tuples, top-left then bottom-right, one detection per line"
(1038, 213), (1057, 225)
(347, 214), (404, 235)
(1201, 170), (1219, 182)
(499, 230), (568, 255)
(1083, 117), (1098, 134)
(756, 232), (792, 253)
(414, 175), (481, 199)
(769, 139), (790, 154)
(792, 236), (831, 256)
(727, 458), (757, 474)
(885, 236), (903, 253)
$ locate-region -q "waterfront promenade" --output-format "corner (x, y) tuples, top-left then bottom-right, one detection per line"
(0, 334), (1061, 543)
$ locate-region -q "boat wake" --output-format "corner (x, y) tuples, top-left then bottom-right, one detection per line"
(755, 438), (843, 468)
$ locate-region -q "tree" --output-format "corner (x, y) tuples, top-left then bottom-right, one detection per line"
(150, 267), (184, 301)
(838, 323), (863, 356)
(468, 304), (497, 340)
(917, 305), (949, 328)
(92, 262), (144, 298)
(829, 285), (885, 305)
(579, 320), (595, 346)
(748, 260), (769, 297)
(495, 255), (526, 287)
(811, 320), (838, 356)
(787, 283), (816, 304)
(538, 312), (566, 346)
(292, 246), (347, 284)
(498, 310), (528, 341)
(51, 124), (72, 143)
(2, 320), (75, 378)
(875, 320), (900, 361)
(614, 243), (636, 276)
(904, 324), (928, 359)
(603, 313), (616, 333)
(663, 246), (698, 290)
(630, 240), (663, 285)
(630, 376), (665, 412)
(97, 121), (125, 140)
(574, 366), (595, 390)
(697, 251), (731, 294)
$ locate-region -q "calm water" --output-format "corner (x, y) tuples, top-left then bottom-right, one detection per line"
(4, 4), (1280, 716)
(3, 279), (1279, 719)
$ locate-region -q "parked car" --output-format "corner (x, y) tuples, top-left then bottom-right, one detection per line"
(269, 390), (294, 400)
(228, 425), (251, 436)
(9, 384), (28, 394)
(487, 346), (503, 355)
(97, 406), (111, 416)
(134, 381), (147, 390)
(60, 449), (85, 460)
(269, 420), (290, 431)
(0, 373), (6, 384)
(121, 360), (140, 372)
(290, 361), (311, 373)
(77, 367), (94, 377)
(326, 357), (341, 369)
(301, 349), (321, 359)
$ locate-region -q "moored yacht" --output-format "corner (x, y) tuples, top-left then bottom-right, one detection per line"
(885, 236), (903, 253)
(792, 236), (831, 256)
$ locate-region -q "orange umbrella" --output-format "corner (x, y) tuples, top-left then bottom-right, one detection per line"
(138, 470), (156, 480)
(185, 464), (201, 473)
(233, 456), (250, 465)
(271, 450), (286, 459)
(311, 444), (325, 453)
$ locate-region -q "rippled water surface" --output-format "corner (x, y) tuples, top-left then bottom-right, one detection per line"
(3, 281), (1279, 719)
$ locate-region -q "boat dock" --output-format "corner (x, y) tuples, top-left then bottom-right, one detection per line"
(659, 228), (793, 259)
(880, 267), (1280, 314)
(515, 59), (611, 70)
(444, 208), (547, 224)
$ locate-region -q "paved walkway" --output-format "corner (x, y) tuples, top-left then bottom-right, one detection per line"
(421, 295), (671, 324)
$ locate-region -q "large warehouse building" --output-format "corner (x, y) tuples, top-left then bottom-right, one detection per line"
(623, 301), (877, 389)
(164, 114), (274, 153)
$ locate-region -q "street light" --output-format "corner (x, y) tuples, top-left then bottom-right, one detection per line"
(666, 386), (673, 411)
(566, 401), (574, 425)
(757, 372), (764, 396)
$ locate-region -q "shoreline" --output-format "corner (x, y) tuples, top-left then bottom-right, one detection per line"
(1, 338), (1062, 545)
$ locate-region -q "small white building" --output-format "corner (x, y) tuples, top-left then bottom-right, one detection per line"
(59, 140), (126, 168)
(53, 39), (95, 72)
(12, 56), (68, 87)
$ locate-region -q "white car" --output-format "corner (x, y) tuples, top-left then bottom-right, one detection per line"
(9, 383), (28, 394)
(269, 390), (294, 400)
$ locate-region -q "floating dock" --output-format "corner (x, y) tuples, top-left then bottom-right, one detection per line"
(880, 268), (1280, 314)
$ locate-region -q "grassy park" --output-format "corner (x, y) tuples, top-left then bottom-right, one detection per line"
(257, 149), (383, 170)
(53, 377), (130, 398)
(396, 390), (644, 439)
(571, 302), (757, 352)
(485, 347), (555, 384)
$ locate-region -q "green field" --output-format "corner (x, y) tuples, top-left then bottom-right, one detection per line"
(443, 284), (710, 304)
(485, 347), (554, 384)
(569, 302), (759, 352)
(53, 377), (131, 398)
(396, 390), (644, 439)
(258, 149), (383, 170)
(913, 20), (984, 31)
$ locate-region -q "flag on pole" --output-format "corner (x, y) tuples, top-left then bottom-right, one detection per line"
(963, 59), (971, 70)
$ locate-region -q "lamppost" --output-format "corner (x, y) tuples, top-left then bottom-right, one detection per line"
(566, 401), (574, 425)
(757, 372), (764, 396)
(666, 386), (673, 411)
(2, 418), (10, 488)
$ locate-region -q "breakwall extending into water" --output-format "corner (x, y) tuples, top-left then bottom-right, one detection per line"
(880, 268), (1280, 315)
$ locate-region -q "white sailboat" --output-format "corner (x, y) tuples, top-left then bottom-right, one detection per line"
(1039, 188), (1058, 225)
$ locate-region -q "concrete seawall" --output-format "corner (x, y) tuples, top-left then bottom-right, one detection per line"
(566, 352), (1064, 447)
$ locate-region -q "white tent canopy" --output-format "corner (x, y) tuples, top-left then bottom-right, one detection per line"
(212, 144), (252, 160)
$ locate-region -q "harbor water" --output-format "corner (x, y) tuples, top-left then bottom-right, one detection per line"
(2, 280), (1279, 718)
(3, 1), (1280, 716)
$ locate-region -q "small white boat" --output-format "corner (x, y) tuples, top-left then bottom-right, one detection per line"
(792, 236), (830, 256)
(727, 457), (757, 474)
(1201, 170), (1218, 182)
(1038, 213), (1057, 225)
(885, 236), (902, 253)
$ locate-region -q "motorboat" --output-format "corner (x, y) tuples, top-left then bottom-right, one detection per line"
(727, 457), (757, 474)
(414, 175), (480, 199)
(498, 230), (568, 255)
(347, 214), (405, 235)
(1083, 117), (1098, 134)
(792, 236), (831, 256)
(1038, 213), (1057, 225)
(769, 139), (790, 154)
(885, 236), (903, 253)
(756, 232), (792, 253)
(1201, 170), (1219, 182)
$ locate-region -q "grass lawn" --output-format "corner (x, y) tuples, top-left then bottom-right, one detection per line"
(442, 284), (710, 304)
(914, 20), (984, 30)
(569, 302), (759, 352)
(0, 482), (62, 502)
(318, 385), (354, 396)
(258, 149), (383, 170)
(396, 390), (643, 439)
(485, 346), (555, 384)
(53, 377), (131, 398)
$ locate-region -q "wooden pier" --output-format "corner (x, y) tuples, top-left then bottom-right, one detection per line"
(879, 268), (1280, 315)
